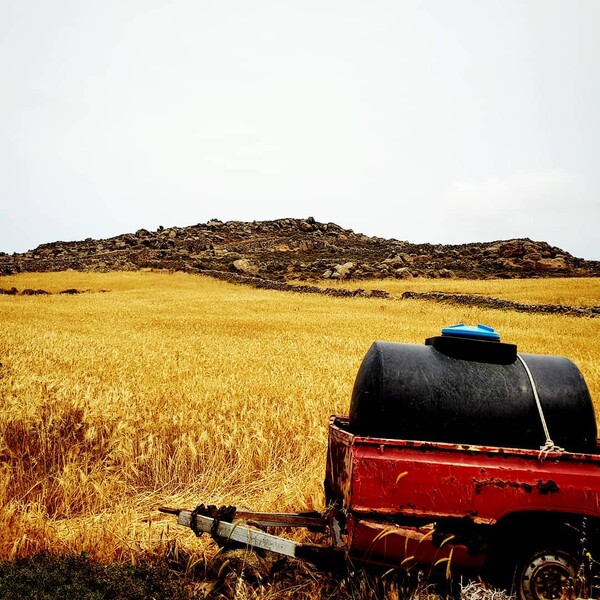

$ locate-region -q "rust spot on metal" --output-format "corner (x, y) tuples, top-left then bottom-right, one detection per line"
(473, 477), (533, 493)
(536, 479), (560, 494)
(473, 477), (560, 495)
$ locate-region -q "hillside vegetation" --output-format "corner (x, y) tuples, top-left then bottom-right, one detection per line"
(0, 271), (599, 595)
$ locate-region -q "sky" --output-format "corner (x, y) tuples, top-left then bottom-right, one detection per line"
(1, 0), (599, 259)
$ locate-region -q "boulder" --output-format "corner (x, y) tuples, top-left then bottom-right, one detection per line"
(232, 259), (259, 275)
(498, 259), (522, 270)
(537, 257), (569, 271)
(496, 241), (525, 258)
(394, 267), (413, 279)
(438, 268), (455, 278)
(333, 262), (355, 279)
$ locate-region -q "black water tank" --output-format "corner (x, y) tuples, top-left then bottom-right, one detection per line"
(349, 324), (597, 453)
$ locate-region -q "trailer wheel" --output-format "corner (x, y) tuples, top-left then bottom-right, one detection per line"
(516, 548), (583, 600)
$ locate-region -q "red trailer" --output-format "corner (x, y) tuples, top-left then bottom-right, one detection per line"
(325, 415), (600, 598)
(162, 325), (600, 600)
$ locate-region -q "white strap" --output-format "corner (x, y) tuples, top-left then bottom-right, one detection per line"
(517, 353), (565, 462)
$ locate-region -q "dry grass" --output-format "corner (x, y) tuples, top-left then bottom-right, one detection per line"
(0, 271), (599, 586)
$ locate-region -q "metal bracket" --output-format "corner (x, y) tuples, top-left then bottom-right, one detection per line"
(159, 506), (347, 568)
(177, 510), (301, 557)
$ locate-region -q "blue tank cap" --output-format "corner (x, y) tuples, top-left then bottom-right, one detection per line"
(441, 323), (501, 341)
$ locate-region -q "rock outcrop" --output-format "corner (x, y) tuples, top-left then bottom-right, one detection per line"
(1, 218), (598, 280)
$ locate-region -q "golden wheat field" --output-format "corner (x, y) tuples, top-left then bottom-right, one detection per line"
(0, 270), (599, 573)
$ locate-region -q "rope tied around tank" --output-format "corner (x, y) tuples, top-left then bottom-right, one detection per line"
(517, 353), (565, 463)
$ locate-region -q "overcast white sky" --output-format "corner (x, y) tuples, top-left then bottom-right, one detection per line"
(2, 1), (599, 258)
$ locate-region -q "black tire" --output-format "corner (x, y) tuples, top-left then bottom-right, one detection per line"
(515, 547), (586, 600)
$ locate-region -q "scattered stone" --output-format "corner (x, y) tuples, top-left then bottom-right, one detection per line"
(402, 291), (598, 318)
(437, 268), (455, 278)
(369, 289), (390, 299)
(332, 262), (355, 279)
(232, 258), (259, 275)
(394, 267), (413, 279)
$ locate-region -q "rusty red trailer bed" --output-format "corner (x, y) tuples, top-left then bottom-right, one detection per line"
(326, 416), (600, 572)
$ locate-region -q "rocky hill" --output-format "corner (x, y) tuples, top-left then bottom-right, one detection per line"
(1, 217), (599, 280)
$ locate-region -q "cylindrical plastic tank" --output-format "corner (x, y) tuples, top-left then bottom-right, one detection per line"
(349, 324), (597, 453)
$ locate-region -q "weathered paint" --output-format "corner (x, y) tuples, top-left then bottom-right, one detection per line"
(347, 515), (486, 572)
(326, 416), (600, 567)
(325, 419), (353, 506)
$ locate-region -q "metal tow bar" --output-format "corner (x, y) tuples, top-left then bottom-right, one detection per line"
(159, 505), (346, 568)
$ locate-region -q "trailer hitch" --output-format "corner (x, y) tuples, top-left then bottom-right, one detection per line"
(158, 504), (346, 569)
